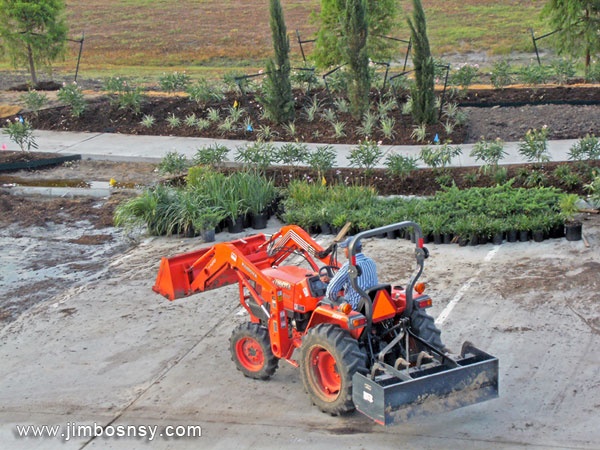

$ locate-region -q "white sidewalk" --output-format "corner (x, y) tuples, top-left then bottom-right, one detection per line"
(1, 129), (579, 168)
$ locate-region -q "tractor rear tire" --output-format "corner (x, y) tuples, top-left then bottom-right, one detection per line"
(300, 324), (367, 416)
(409, 308), (445, 351)
(230, 322), (278, 380)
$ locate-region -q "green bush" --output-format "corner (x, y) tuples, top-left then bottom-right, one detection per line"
(158, 151), (189, 174)
(159, 71), (190, 93)
(57, 83), (86, 118)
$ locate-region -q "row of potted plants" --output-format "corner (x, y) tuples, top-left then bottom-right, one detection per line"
(281, 181), (581, 244)
(114, 169), (278, 240)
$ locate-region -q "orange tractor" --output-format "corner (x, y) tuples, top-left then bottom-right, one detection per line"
(153, 222), (498, 425)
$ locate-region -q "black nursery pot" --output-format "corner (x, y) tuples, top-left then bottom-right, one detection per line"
(458, 236), (468, 247)
(386, 230), (397, 239)
(519, 230), (529, 242)
(227, 216), (244, 233)
(533, 230), (544, 242)
(507, 230), (518, 243)
(443, 233), (453, 244)
(251, 212), (269, 230)
(552, 223), (566, 239)
(469, 234), (479, 246)
(201, 228), (216, 242)
(320, 223), (332, 235)
(492, 233), (503, 245)
(243, 213), (252, 228)
(565, 222), (582, 241)
(433, 233), (443, 245)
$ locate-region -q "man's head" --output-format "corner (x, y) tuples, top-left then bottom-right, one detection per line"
(339, 237), (362, 259)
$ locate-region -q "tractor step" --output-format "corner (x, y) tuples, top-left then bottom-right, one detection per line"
(352, 343), (498, 426)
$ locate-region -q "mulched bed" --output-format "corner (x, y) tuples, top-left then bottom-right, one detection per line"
(18, 90), (465, 145)
(181, 160), (600, 197)
(4, 85), (600, 145)
(459, 86), (600, 107)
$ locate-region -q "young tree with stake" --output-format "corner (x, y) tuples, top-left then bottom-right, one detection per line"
(542, 0), (600, 71)
(343, 0), (370, 120)
(0, 0), (68, 86)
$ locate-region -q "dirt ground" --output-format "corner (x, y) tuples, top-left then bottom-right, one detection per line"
(0, 198), (599, 448)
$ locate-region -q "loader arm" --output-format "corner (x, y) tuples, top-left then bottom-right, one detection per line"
(265, 225), (338, 268)
(153, 233), (295, 358)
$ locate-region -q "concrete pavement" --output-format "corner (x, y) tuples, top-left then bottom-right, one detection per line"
(1, 129), (579, 168)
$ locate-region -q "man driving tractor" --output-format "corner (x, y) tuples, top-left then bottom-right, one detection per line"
(321, 237), (378, 310)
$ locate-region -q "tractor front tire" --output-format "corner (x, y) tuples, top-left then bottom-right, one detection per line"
(409, 307), (445, 351)
(300, 324), (367, 416)
(230, 322), (278, 380)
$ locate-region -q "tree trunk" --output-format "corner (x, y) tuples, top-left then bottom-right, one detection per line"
(27, 43), (37, 86)
(584, 7), (590, 72)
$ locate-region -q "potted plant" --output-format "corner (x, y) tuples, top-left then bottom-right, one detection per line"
(506, 216), (518, 243)
(490, 219), (504, 245)
(430, 214), (446, 244)
(560, 194), (582, 241)
(196, 207), (226, 242)
(530, 215), (545, 242)
(516, 214), (530, 242)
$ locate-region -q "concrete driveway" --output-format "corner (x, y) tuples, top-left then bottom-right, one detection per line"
(1, 217), (599, 449)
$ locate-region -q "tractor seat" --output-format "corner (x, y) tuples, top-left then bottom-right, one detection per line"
(366, 284), (391, 300)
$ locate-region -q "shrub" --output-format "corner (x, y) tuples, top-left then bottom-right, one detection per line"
(103, 76), (127, 95)
(385, 153), (418, 179)
(235, 141), (277, 172)
(158, 151), (189, 174)
(519, 63), (551, 87)
(490, 60), (513, 89)
(568, 134), (600, 162)
(553, 165), (581, 189)
(186, 78), (225, 105)
(348, 140), (383, 175)
(585, 62), (600, 82)
(305, 145), (337, 178)
(20, 90), (48, 116)
(193, 143), (229, 168)
(551, 59), (575, 85)
(117, 86), (143, 114)
(57, 82), (86, 117)
(2, 116), (38, 152)
(158, 71), (190, 93)
(277, 142), (308, 165)
(420, 143), (462, 173)
(450, 63), (479, 89)
(470, 138), (507, 175)
(519, 126), (550, 164)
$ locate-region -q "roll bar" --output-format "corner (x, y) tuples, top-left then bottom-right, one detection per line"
(347, 221), (428, 336)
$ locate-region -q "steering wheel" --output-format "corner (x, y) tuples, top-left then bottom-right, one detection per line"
(319, 265), (339, 280)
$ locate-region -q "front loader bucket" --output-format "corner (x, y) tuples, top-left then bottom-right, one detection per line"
(353, 344), (498, 426)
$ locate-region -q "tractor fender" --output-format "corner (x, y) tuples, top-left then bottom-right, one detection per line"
(305, 305), (363, 339)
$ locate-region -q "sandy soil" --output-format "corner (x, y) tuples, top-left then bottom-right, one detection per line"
(0, 210), (598, 448)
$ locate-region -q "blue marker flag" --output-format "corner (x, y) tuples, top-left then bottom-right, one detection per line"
(247, 124), (253, 132)
(434, 133), (439, 143)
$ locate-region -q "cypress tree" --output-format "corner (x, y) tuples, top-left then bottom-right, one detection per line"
(343, 0), (370, 120)
(407, 0), (436, 124)
(260, 0), (295, 124)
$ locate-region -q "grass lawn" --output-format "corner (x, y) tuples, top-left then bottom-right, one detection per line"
(1, 0), (551, 81)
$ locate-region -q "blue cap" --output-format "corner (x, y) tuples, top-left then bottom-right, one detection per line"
(339, 237), (361, 252)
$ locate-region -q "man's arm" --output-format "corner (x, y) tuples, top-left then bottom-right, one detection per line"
(325, 262), (349, 302)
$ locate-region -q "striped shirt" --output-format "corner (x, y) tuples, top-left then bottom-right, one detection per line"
(326, 253), (378, 310)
